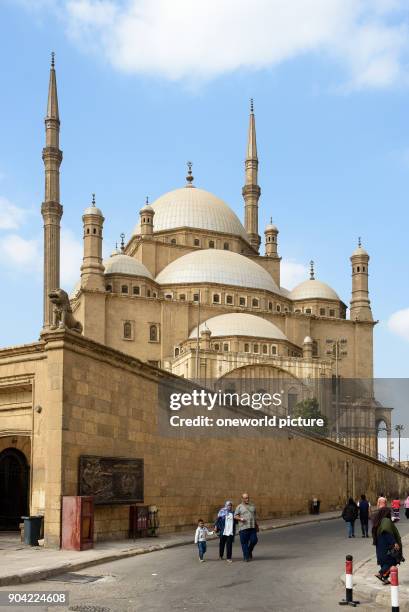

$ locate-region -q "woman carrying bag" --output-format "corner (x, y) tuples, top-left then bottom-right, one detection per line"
(372, 507), (404, 584)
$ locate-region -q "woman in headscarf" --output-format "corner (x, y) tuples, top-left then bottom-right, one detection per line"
(214, 500), (237, 563)
(372, 506), (403, 584)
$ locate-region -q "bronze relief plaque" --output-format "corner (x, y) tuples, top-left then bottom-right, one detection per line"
(78, 455), (144, 505)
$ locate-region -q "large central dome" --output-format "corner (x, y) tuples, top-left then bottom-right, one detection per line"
(156, 249), (281, 294)
(133, 186), (249, 242)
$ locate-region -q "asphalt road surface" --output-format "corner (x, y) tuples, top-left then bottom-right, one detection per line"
(2, 518), (409, 612)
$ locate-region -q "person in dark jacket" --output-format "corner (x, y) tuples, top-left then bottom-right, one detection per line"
(342, 497), (358, 538)
(358, 494), (371, 537)
(372, 507), (403, 584)
(214, 501), (237, 563)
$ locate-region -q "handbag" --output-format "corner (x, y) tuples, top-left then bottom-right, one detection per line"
(387, 545), (402, 562)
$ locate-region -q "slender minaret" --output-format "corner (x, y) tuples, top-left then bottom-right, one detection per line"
(41, 52), (63, 329)
(350, 238), (373, 321)
(242, 99), (261, 252)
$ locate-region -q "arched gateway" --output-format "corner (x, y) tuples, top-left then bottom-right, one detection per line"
(0, 448), (29, 530)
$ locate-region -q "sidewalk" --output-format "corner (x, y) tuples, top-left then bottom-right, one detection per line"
(343, 533), (409, 610)
(0, 510), (339, 587)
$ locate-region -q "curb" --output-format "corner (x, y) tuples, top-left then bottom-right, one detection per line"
(0, 513), (340, 587)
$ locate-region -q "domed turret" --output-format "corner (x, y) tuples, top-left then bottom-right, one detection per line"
(139, 197), (154, 237)
(350, 238), (372, 321)
(264, 217), (279, 257)
(81, 194), (105, 291)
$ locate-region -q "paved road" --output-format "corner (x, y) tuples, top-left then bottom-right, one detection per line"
(2, 518), (409, 612)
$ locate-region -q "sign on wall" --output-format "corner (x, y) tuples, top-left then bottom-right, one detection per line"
(78, 455), (144, 505)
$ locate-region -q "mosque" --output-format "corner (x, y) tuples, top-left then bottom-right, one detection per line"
(0, 57), (396, 542)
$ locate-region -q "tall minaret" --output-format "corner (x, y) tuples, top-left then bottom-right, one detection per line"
(41, 52), (63, 329)
(242, 99), (261, 252)
(350, 238), (373, 321)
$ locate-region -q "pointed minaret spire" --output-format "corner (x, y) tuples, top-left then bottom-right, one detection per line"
(120, 233), (125, 252)
(41, 52), (63, 330)
(243, 99), (261, 252)
(46, 52), (59, 123)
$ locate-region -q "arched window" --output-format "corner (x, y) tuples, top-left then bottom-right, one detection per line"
(268, 302), (273, 310)
(121, 285), (128, 294)
(171, 238), (177, 245)
(223, 242), (229, 250)
(276, 304), (281, 312)
(209, 240), (215, 248)
(226, 295), (233, 305)
(252, 298), (259, 308)
(244, 343), (250, 352)
(239, 296), (246, 306)
(147, 289), (151, 297)
(194, 238), (200, 246)
(93, 228), (96, 234)
(262, 344), (268, 354)
(223, 343), (229, 352)
(174, 347), (180, 357)
(133, 286), (140, 295)
(106, 285), (112, 292)
(123, 321), (132, 339)
(149, 324), (158, 342)
(253, 344), (259, 353)
(305, 308), (312, 314)
(213, 293), (220, 303)
(271, 345), (277, 355)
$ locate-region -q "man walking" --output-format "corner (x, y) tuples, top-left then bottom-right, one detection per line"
(357, 494), (370, 538)
(235, 493), (258, 561)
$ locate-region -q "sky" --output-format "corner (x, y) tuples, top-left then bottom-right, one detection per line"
(0, 0), (408, 385)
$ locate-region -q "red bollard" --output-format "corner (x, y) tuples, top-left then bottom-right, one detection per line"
(391, 566), (399, 612)
(339, 555), (360, 607)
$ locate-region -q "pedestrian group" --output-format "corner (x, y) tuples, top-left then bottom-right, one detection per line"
(194, 493), (258, 563)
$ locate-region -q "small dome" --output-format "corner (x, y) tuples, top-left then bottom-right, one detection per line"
(289, 279), (339, 301)
(351, 245), (368, 257)
(265, 223), (278, 232)
(103, 254), (153, 279)
(133, 186), (249, 242)
(189, 313), (287, 340)
(83, 205), (103, 217)
(140, 204), (154, 214)
(303, 336), (313, 344)
(156, 249), (281, 293)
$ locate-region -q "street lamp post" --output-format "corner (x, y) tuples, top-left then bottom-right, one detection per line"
(326, 338), (347, 444)
(395, 424), (404, 467)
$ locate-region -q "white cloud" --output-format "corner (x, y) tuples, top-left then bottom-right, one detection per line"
(44, 0), (409, 88)
(0, 228), (82, 289)
(0, 197), (26, 230)
(280, 260), (308, 289)
(0, 234), (41, 268)
(388, 308), (409, 342)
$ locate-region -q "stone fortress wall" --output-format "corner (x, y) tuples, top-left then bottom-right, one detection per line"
(0, 331), (406, 547)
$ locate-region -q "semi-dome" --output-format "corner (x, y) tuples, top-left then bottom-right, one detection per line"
(155, 249), (281, 293)
(189, 313), (287, 340)
(133, 186), (249, 242)
(289, 279), (339, 301)
(103, 254), (153, 279)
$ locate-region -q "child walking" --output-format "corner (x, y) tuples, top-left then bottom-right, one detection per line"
(194, 519), (213, 562)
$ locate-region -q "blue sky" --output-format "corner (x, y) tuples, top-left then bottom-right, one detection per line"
(0, 0), (408, 379)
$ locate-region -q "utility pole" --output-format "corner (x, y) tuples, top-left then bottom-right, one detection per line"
(395, 424), (404, 466)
